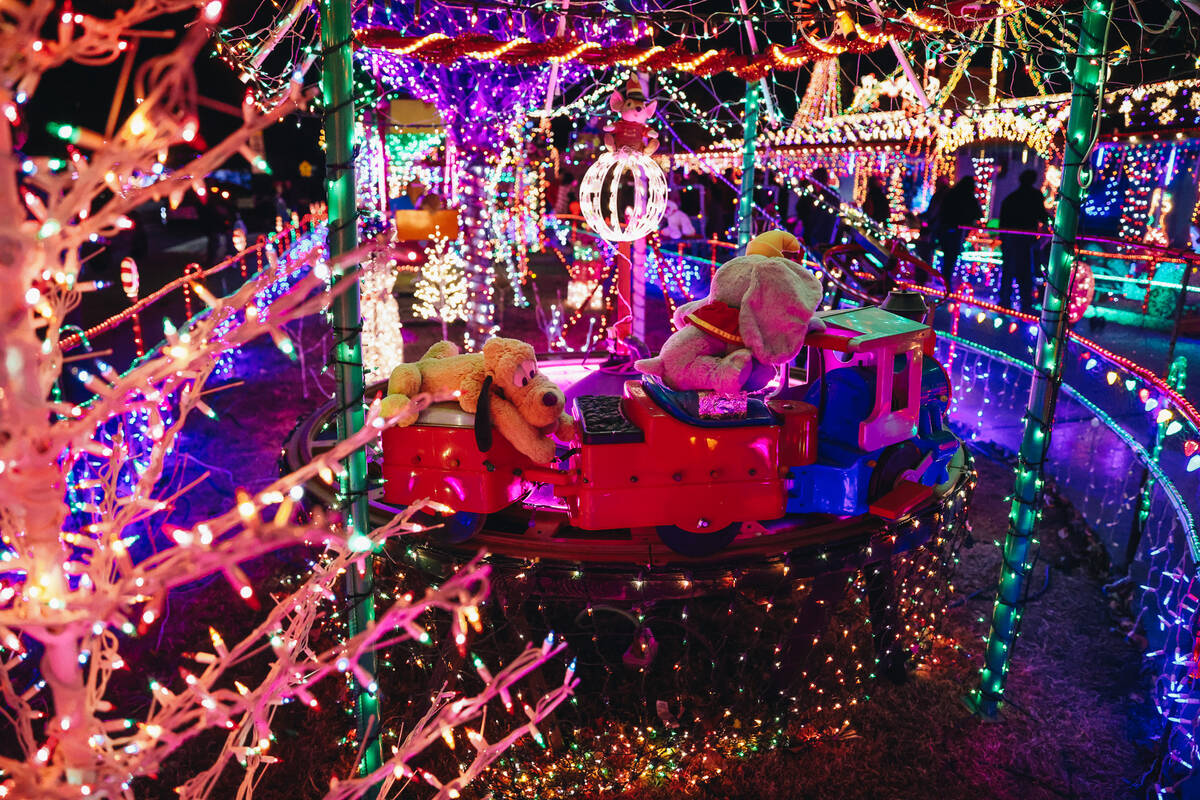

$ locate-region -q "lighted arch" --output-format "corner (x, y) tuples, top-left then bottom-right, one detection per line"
(933, 104), (1069, 175)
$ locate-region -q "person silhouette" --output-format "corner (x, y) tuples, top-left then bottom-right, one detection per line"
(998, 169), (1050, 311)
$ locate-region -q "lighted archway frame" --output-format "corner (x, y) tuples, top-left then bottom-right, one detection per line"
(580, 150), (669, 242)
(932, 103), (1070, 177)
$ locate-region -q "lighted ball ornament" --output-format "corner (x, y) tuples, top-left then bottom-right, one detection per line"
(580, 151), (668, 242)
(580, 77), (667, 243)
(1068, 259), (1094, 324)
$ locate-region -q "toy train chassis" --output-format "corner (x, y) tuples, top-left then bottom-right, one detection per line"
(282, 377), (974, 584)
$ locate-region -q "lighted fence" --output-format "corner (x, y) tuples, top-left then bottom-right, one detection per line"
(925, 292), (1200, 797)
(956, 225), (1200, 331)
(61, 215), (329, 559)
(60, 213), (327, 372)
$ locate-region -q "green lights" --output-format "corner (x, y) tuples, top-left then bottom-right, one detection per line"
(48, 122), (78, 142)
(977, 0), (1116, 715)
(735, 83), (760, 251)
(319, 0), (382, 789)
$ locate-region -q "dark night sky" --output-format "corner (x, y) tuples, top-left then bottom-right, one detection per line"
(18, 0), (1200, 181)
(21, 0), (322, 185)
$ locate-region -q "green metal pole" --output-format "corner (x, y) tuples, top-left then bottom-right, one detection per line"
(319, 0), (383, 784)
(972, 0), (1112, 717)
(736, 81), (760, 251)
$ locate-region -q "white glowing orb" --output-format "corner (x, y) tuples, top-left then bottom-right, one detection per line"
(579, 150), (667, 242)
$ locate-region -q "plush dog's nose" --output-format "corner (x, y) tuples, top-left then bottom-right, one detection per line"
(542, 391), (559, 407)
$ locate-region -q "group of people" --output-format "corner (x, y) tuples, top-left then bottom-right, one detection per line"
(390, 179), (446, 213)
(916, 169), (1048, 310)
(914, 176), (983, 289)
(789, 166), (1049, 312)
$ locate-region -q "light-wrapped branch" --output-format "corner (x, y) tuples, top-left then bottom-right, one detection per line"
(0, 2), (572, 797)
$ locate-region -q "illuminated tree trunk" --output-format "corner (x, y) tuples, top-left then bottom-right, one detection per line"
(973, 0), (1112, 718)
(41, 630), (95, 783)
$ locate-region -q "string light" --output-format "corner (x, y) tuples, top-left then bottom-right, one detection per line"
(0, 5), (573, 798)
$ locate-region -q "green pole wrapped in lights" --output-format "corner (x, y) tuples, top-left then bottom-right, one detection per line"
(972, 0), (1112, 718)
(319, 0), (383, 786)
(735, 80), (760, 251)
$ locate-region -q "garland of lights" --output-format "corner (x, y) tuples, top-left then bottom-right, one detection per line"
(1116, 144), (1164, 243)
(484, 134), (546, 305)
(383, 130), (445, 199)
(537, 72), (625, 119)
(675, 78), (1200, 187)
(355, 5), (1067, 83)
(655, 71), (739, 140)
(357, 31), (877, 80)
(935, 103), (1069, 174)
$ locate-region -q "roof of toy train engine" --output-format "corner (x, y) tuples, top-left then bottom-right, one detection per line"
(807, 306), (928, 353)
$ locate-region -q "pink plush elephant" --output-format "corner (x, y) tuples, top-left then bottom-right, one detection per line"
(635, 231), (825, 393)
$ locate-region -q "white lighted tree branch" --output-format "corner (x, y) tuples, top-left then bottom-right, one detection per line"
(0, 2), (573, 798)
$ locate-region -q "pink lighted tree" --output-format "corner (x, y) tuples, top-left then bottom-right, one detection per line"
(0, 2), (573, 798)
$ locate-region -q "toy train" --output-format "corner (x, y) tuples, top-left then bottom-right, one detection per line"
(381, 304), (960, 557)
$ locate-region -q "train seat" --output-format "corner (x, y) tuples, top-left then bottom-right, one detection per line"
(574, 395), (645, 444)
(639, 377), (776, 428)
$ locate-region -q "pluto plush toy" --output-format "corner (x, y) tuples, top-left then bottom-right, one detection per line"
(635, 231), (825, 393)
(381, 338), (577, 464)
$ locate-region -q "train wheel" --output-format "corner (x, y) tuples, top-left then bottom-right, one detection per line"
(437, 511), (488, 544)
(867, 441), (925, 503)
(656, 523), (740, 557)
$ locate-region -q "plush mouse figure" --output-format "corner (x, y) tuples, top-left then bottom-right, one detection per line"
(604, 76), (659, 155)
(381, 338), (577, 463)
(635, 231), (825, 393)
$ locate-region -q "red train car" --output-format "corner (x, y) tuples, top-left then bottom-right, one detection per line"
(381, 306), (956, 555)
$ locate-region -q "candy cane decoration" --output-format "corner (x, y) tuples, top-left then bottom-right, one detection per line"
(120, 257), (144, 357)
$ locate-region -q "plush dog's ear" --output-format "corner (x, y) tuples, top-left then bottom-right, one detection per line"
(474, 374), (494, 452)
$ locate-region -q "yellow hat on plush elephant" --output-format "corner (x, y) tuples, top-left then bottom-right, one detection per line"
(745, 230), (801, 259)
